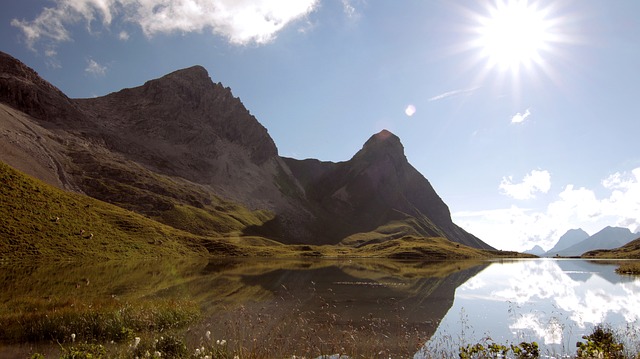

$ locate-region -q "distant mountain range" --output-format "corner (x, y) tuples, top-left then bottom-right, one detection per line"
(545, 229), (590, 256)
(523, 245), (546, 256)
(545, 227), (638, 257)
(0, 51), (493, 253)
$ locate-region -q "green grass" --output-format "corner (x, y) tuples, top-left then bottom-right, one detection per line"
(156, 203), (273, 237)
(582, 238), (640, 260)
(615, 261), (640, 275)
(0, 298), (199, 344)
(19, 313), (640, 359)
(0, 161), (218, 259)
(350, 235), (493, 259)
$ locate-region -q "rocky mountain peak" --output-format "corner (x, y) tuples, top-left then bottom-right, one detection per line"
(354, 129), (406, 164)
(0, 51), (82, 124)
(147, 65), (216, 95)
(78, 64), (278, 167)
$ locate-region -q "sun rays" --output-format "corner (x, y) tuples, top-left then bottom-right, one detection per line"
(457, 0), (573, 93)
(476, 0), (552, 72)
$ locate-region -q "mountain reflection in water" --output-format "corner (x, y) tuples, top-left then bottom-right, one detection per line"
(196, 259), (487, 357)
(1, 258), (639, 358)
(418, 259), (640, 358)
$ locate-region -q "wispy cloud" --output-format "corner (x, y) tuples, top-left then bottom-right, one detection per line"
(118, 31), (129, 41)
(428, 86), (480, 102)
(342, 0), (357, 18)
(12, 0), (320, 52)
(454, 167), (640, 251)
(511, 108), (531, 123)
(85, 59), (107, 76)
(499, 169), (551, 200)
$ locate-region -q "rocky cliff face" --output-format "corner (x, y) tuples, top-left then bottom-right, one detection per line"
(284, 130), (491, 249)
(0, 52), (85, 126)
(0, 51), (492, 249)
(73, 65), (303, 214)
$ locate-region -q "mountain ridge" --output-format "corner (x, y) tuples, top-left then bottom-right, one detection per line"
(545, 228), (590, 256)
(0, 50), (493, 251)
(553, 226), (637, 257)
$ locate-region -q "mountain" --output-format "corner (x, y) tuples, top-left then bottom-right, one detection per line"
(545, 228), (590, 256)
(554, 226), (638, 257)
(524, 245), (545, 256)
(0, 50), (492, 253)
(283, 130), (491, 249)
(583, 237), (640, 259)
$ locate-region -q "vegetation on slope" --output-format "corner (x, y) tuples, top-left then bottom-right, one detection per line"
(0, 160), (223, 259)
(581, 238), (640, 274)
(66, 148), (275, 237)
(582, 238), (640, 259)
(1, 160), (529, 261)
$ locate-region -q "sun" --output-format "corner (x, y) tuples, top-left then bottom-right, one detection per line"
(475, 0), (553, 72)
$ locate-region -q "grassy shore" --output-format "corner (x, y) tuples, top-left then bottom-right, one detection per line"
(615, 261), (640, 275)
(11, 316), (639, 359)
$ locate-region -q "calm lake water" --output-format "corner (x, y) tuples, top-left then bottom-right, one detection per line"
(1, 258), (639, 357)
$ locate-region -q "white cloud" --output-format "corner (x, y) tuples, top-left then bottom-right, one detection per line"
(118, 30), (129, 40)
(12, 0), (319, 51)
(404, 104), (416, 117)
(499, 169), (551, 200)
(428, 86), (480, 102)
(511, 108), (531, 123)
(11, 7), (73, 49)
(342, 0), (357, 18)
(454, 167), (640, 251)
(85, 58), (107, 76)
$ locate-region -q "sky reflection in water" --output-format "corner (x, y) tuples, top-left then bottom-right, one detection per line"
(420, 259), (640, 356)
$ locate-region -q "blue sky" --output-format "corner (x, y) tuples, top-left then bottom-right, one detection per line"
(2, 0), (640, 251)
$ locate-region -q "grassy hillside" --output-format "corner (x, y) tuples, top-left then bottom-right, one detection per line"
(582, 237), (640, 259)
(0, 160), (221, 260)
(1, 160), (529, 261)
(351, 235), (492, 259)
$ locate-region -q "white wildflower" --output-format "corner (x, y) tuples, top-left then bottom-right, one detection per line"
(154, 351), (162, 357)
(134, 337), (141, 348)
(71, 333), (76, 342)
(195, 348), (201, 355)
(205, 330), (211, 340)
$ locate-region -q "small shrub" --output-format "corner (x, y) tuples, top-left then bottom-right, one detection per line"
(156, 335), (188, 358)
(511, 341), (539, 358)
(60, 343), (107, 359)
(459, 339), (539, 359)
(133, 335), (188, 359)
(576, 325), (624, 359)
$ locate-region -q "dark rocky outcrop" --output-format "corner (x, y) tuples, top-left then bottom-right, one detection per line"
(284, 130), (492, 249)
(0, 52), (85, 126)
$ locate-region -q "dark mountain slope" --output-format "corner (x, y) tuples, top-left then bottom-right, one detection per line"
(285, 130), (492, 249)
(1, 50), (491, 250)
(0, 52), (86, 126)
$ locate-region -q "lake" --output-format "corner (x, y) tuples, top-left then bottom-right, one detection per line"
(1, 258), (639, 358)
